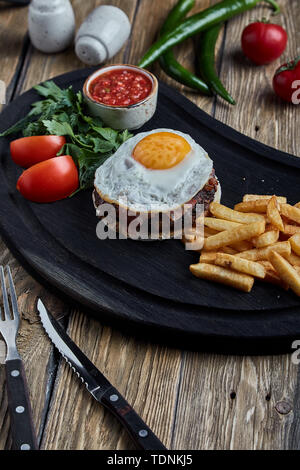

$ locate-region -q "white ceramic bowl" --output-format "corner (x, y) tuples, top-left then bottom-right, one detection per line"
(83, 64), (158, 131)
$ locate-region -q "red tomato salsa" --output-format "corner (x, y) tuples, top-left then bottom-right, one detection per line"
(89, 68), (153, 107)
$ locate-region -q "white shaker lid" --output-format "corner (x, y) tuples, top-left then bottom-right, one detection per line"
(75, 37), (108, 66)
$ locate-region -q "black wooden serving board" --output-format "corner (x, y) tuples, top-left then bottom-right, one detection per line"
(1, 67), (300, 354)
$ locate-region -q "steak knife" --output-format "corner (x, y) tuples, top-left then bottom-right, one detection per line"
(37, 299), (167, 450)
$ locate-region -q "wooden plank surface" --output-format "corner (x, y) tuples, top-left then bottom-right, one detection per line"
(0, 0), (300, 450)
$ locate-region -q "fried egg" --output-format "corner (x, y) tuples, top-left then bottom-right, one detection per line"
(94, 129), (214, 213)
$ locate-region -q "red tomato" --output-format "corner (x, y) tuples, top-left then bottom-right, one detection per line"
(273, 57), (300, 103)
(10, 135), (66, 168)
(17, 155), (79, 203)
(241, 22), (287, 65)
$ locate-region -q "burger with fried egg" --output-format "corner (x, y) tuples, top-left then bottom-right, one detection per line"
(93, 129), (221, 239)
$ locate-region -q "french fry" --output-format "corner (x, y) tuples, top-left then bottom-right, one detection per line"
(280, 204), (300, 225)
(209, 202), (265, 224)
(285, 252), (300, 267)
(199, 252), (218, 264)
(267, 196), (284, 231)
(190, 263), (254, 292)
(204, 217), (242, 231)
(258, 261), (289, 290)
(243, 195), (287, 203)
(258, 261), (274, 271)
(204, 227), (219, 238)
(237, 241), (291, 261)
(268, 251), (300, 297)
(200, 245), (238, 262)
(229, 240), (253, 252)
(290, 233), (300, 256)
(252, 229), (279, 248)
(215, 253), (266, 279)
(234, 200), (269, 213)
(221, 246), (238, 255)
(203, 220), (265, 251)
(283, 224), (300, 236)
(188, 195), (300, 294)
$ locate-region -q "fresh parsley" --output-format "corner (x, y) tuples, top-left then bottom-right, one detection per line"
(0, 81), (133, 192)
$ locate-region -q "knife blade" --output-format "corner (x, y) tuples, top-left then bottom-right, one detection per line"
(37, 299), (167, 450)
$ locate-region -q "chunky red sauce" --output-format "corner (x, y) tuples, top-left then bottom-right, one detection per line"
(89, 68), (153, 107)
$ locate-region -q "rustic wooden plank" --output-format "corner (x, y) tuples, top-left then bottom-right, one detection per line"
(17, 0), (141, 95)
(0, 242), (70, 449)
(1, 0), (300, 452)
(127, 0), (222, 115)
(169, 0), (300, 450)
(41, 312), (181, 450)
(215, 0), (300, 156)
(0, 3), (29, 108)
(170, 353), (299, 449)
(0, 3), (68, 450)
(0, 2), (30, 369)
(0, 0), (141, 451)
(32, 0), (182, 450)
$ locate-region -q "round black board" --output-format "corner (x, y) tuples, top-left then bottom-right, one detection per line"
(1, 67), (300, 355)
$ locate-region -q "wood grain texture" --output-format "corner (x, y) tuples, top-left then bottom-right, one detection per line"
(41, 312), (181, 450)
(0, 0), (300, 451)
(170, 353), (299, 449)
(0, 2), (60, 450)
(0, 3), (29, 113)
(18, 0), (140, 95)
(0, 242), (69, 449)
(215, 0), (300, 156)
(167, 0), (300, 450)
(128, 0), (222, 115)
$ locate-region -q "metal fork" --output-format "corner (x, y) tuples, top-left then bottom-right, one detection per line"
(0, 266), (38, 450)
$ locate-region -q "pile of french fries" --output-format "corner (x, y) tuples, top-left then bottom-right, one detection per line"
(187, 195), (300, 295)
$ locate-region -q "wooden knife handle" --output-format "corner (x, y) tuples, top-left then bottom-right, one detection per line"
(99, 386), (167, 450)
(5, 359), (38, 450)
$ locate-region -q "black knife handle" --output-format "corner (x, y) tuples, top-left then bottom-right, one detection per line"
(5, 359), (38, 450)
(98, 386), (167, 450)
(2, 1), (30, 5)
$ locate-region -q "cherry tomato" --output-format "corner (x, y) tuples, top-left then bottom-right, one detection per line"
(10, 135), (66, 168)
(241, 22), (287, 65)
(17, 155), (79, 203)
(273, 57), (300, 103)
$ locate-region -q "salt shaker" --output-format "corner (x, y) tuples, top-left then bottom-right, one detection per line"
(28, 0), (76, 54)
(75, 5), (131, 66)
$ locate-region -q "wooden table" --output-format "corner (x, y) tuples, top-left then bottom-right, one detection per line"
(0, 0), (300, 450)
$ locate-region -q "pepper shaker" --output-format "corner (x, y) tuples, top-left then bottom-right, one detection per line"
(28, 0), (75, 54)
(75, 5), (131, 66)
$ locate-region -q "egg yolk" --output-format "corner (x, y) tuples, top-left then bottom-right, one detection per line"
(132, 132), (191, 170)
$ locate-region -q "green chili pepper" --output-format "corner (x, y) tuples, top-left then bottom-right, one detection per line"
(198, 23), (236, 105)
(138, 0), (280, 69)
(159, 0), (211, 95)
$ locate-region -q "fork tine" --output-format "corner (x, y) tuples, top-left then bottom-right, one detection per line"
(6, 266), (19, 322)
(0, 265), (11, 321)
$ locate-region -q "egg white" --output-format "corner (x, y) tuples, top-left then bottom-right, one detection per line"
(94, 128), (213, 213)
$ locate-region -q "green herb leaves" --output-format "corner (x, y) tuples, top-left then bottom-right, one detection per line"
(0, 81), (133, 193)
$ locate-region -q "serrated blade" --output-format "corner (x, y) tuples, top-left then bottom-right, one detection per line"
(37, 299), (111, 397)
